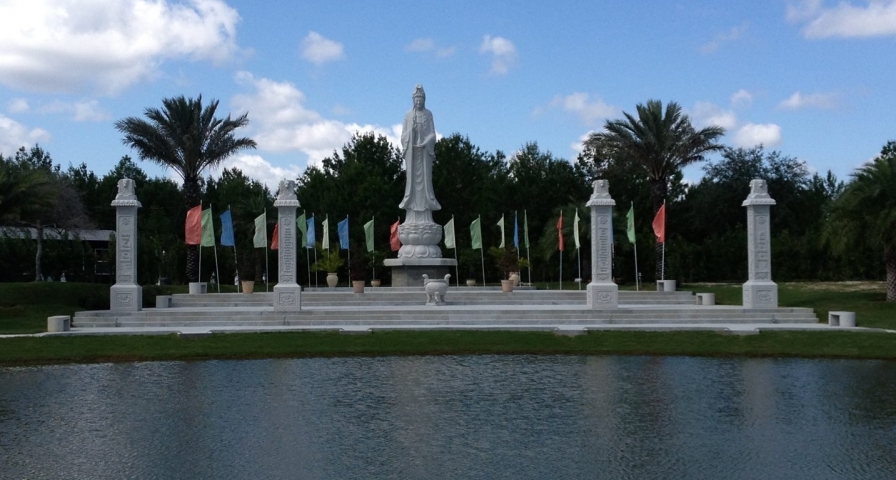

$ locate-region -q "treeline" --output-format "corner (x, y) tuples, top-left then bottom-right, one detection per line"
(0, 134), (884, 285)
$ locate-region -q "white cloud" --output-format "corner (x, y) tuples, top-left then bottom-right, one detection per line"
(301, 31), (345, 65)
(701, 22), (749, 53)
(7, 98), (29, 114)
(778, 91), (838, 110)
(479, 35), (517, 75)
(0, 114), (51, 156)
(232, 71), (399, 166)
(210, 154), (303, 191)
(405, 37), (456, 58)
(0, 0), (243, 95)
(537, 93), (617, 126)
(571, 130), (596, 154)
(731, 89), (753, 108)
(405, 38), (435, 52)
(734, 123), (782, 147)
(39, 99), (110, 122)
(789, 0), (896, 38)
(691, 101), (738, 130)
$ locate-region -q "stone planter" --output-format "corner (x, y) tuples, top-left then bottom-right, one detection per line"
(326, 273), (338, 288)
(509, 272), (521, 287)
(501, 279), (514, 292)
(352, 280), (365, 293)
(370, 279), (381, 287)
(466, 279), (476, 286)
(241, 280), (255, 294)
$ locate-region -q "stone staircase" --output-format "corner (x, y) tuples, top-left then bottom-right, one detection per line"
(73, 288), (818, 329)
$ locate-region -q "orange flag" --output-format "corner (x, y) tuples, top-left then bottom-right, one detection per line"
(271, 223), (280, 250)
(185, 205), (202, 245)
(390, 220), (401, 251)
(652, 203), (666, 243)
(557, 211), (564, 252)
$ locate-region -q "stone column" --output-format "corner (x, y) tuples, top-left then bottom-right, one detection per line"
(586, 179), (618, 309)
(273, 179), (302, 311)
(742, 179), (777, 308)
(110, 178), (142, 311)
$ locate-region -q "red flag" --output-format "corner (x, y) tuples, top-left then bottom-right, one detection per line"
(652, 203), (666, 243)
(390, 220), (401, 251)
(185, 205), (202, 245)
(557, 211), (564, 252)
(271, 223), (280, 250)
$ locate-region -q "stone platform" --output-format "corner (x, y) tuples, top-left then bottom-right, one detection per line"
(71, 288), (820, 331)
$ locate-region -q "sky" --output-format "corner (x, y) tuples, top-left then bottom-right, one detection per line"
(1, 0), (894, 189)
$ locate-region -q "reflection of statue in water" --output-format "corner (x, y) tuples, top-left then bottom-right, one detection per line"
(399, 84), (440, 223)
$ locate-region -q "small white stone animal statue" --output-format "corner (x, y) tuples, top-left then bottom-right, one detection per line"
(422, 274), (451, 306)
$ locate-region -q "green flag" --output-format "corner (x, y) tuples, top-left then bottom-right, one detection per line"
(200, 208), (215, 247)
(297, 212), (307, 245)
(497, 215), (505, 248)
(364, 218), (375, 252)
(471, 216), (482, 250)
(444, 217), (456, 249)
(523, 210), (530, 249)
(626, 203), (636, 244)
(253, 212), (266, 248)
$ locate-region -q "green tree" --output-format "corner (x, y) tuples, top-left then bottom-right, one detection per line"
(585, 100), (725, 279)
(115, 95), (257, 282)
(827, 141), (896, 300)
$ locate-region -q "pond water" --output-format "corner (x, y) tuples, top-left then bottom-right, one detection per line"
(2, 355), (895, 479)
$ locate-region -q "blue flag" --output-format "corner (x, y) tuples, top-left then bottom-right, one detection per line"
(337, 217), (349, 249)
(513, 211), (519, 249)
(306, 216), (316, 249)
(220, 209), (235, 247)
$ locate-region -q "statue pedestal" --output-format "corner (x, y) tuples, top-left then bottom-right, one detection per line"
(385, 258), (456, 287)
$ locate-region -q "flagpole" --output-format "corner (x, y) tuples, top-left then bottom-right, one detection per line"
(631, 202), (640, 291)
(576, 208), (581, 291)
(346, 215), (351, 282)
(661, 200), (666, 281)
(478, 215), (485, 287)
(198, 201), (203, 284)
(229, 204), (240, 293)
(525, 209), (532, 286)
(452, 215), (459, 287)
(264, 208), (269, 292)
(211, 204), (221, 293)
(305, 211), (311, 288)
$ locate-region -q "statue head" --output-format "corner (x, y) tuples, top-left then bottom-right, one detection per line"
(412, 84), (426, 109)
(749, 179), (768, 195)
(116, 178), (136, 198)
(277, 179), (296, 200)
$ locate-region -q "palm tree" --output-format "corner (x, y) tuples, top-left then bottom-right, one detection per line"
(826, 142), (896, 301)
(115, 95), (257, 282)
(587, 99), (725, 279)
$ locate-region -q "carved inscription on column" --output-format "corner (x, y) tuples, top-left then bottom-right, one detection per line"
(281, 215), (295, 283)
(596, 216), (611, 281)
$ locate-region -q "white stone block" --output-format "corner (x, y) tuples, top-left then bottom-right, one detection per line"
(743, 281), (778, 309)
(657, 280), (676, 292)
(47, 315), (70, 332)
(587, 283), (618, 309)
(828, 311), (856, 327)
(274, 285), (302, 312)
(695, 293), (715, 306)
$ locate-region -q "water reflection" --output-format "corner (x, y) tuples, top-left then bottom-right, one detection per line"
(2, 356), (895, 479)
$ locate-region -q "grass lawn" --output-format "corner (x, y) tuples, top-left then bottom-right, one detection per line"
(1, 281), (894, 366)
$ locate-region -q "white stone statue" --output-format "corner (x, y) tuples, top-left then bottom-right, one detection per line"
(399, 84), (440, 221)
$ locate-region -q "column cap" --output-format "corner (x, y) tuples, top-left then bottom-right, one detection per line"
(742, 179), (776, 206)
(586, 179), (616, 207)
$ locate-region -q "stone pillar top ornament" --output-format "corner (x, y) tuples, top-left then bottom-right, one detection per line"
(111, 178), (142, 207)
(273, 179), (300, 207)
(586, 179), (616, 207)
(742, 179), (776, 206)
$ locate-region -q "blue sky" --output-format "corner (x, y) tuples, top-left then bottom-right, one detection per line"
(1, 0), (894, 189)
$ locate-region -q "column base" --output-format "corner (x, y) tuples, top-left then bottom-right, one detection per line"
(743, 281), (778, 308)
(110, 284), (142, 311)
(587, 283), (618, 309)
(384, 258), (457, 287)
(273, 284), (302, 311)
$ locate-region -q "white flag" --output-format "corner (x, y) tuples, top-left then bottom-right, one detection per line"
(497, 215), (505, 248)
(574, 209), (580, 250)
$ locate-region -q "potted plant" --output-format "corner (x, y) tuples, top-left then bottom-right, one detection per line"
(349, 246), (368, 293)
(459, 248), (480, 286)
(312, 249), (344, 288)
(491, 246), (522, 292)
(238, 250), (256, 294)
(367, 250), (385, 287)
